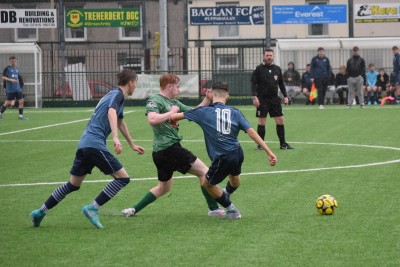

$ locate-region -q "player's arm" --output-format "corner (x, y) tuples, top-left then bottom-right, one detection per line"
(147, 106), (179, 126)
(247, 127), (277, 166)
(117, 119), (144, 155)
(108, 107), (123, 154)
(197, 89), (212, 107)
(169, 112), (185, 124)
(2, 68), (17, 83)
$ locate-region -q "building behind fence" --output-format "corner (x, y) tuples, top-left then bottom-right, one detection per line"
(1, 0), (400, 107)
(1, 39), (398, 107)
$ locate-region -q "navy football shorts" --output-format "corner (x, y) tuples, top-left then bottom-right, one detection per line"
(206, 146), (244, 185)
(6, 92), (23, 101)
(70, 148), (123, 176)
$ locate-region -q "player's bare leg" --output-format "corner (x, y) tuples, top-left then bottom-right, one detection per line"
(17, 98), (26, 120)
(31, 175), (85, 227)
(204, 181), (241, 219)
(122, 179), (173, 217)
(188, 158), (224, 216)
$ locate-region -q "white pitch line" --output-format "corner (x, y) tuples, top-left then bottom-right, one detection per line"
(0, 139), (399, 152)
(21, 109), (95, 113)
(0, 159), (399, 188)
(238, 105), (400, 111)
(0, 118), (90, 136)
(0, 110), (136, 136)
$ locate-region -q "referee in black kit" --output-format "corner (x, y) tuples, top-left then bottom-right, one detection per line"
(251, 48), (294, 150)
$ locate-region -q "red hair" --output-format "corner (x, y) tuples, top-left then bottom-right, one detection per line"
(159, 73), (180, 90)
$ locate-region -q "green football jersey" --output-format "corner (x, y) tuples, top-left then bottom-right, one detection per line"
(146, 94), (191, 152)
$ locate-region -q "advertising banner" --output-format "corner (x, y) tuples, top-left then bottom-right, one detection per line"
(272, 5), (347, 24)
(0, 9), (57, 28)
(66, 8), (140, 28)
(355, 3), (400, 23)
(190, 6), (264, 25)
(130, 74), (199, 99)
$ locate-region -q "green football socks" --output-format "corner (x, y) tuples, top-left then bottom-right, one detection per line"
(201, 187), (219, 211)
(133, 191), (157, 213)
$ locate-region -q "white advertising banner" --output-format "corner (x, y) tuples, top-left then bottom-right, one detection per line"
(0, 9), (57, 28)
(130, 74), (199, 99)
(355, 3), (400, 23)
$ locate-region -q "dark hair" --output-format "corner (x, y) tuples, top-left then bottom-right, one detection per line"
(264, 48), (274, 54)
(306, 63), (311, 67)
(368, 63), (374, 68)
(9, 55), (16, 61)
(317, 47), (325, 51)
(393, 46), (399, 50)
(212, 82), (229, 92)
(117, 68), (138, 86)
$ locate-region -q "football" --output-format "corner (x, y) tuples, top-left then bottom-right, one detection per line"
(316, 194), (338, 215)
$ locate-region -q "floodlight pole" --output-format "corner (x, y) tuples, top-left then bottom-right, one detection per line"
(57, 0), (66, 100)
(348, 0), (354, 37)
(159, 0), (168, 73)
(265, 0), (271, 48)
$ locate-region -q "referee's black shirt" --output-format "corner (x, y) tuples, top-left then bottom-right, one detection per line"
(251, 63), (288, 98)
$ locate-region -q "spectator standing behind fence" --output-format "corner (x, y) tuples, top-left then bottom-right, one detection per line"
(392, 46), (400, 103)
(282, 62), (301, 104)
(310, 47), (332, 109)
(301, 64), (314, 105)
(335, 65), (349, 105)
(365, 63), (378, 105)
(346, 46), (366, 108)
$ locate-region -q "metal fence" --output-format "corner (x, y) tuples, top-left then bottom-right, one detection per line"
(39, 42), (188, 102)
(16, 39), (396, 107)
(37, 40), (265, 106)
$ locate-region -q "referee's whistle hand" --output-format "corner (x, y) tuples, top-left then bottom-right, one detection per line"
(283, 97), (289, 105)
(252, 98), (260, 107)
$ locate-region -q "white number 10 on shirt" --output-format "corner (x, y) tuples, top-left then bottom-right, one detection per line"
(215, 108), (231, 134)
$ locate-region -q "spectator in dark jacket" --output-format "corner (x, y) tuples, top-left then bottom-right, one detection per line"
(335, 65), (349, 104)
(301, 64), (313, 105)
(346, 46), (366, 108)
(376, 68), (390, 92)
(282, 62), (301, 104)
(310, 47), (332, 109)
(376, 68), (389, 103)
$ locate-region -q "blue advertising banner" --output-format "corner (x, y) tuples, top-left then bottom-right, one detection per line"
(190, 6), (264, 25)
(272, 5), (347, 24)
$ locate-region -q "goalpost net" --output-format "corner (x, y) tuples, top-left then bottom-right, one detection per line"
(0, 43), (42, 108)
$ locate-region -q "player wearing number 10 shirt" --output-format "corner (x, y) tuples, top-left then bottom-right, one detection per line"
(170, 82), (277, 219)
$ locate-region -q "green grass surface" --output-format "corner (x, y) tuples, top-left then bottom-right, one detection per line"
(0, 105), (399, 266)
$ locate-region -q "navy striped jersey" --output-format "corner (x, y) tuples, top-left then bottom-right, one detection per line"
(78, 88), (124, 151)
(3, 66), (21, 93)
(184, 102), (251, 161)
